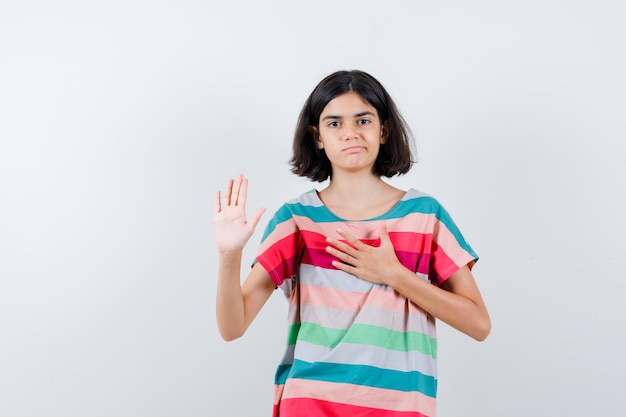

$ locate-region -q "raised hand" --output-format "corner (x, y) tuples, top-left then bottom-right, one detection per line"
(214, 174), (266, 254)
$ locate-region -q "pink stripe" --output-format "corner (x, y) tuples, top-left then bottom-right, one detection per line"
(257, 218), (299, 254)
(299, 283), (426, 315)
(387, 212), (438, 235)
(274, 384), (285, 405)
(390, 231), (431, 254)
(299, 230), (327, 250)
(303, 247), (339, 270)
(433, 223), (473, 264)
(300, 230), (432, 274)
(279, 397), (431, 417)
(256, 234), (301, 286)
(294, 212), (440, 239)
(429, 241), (474, 285)
(294, 215), (381, 240)
(281, 378), (436, 414)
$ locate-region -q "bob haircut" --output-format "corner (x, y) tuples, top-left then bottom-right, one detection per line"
(290, 70), (415, 182)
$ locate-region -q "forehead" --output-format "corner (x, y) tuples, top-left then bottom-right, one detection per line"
(320, 91), (378, 117)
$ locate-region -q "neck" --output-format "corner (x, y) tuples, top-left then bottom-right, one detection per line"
(318, 172), (405, 220)
(323, 172), (389, 204)
(320, 170), (398, 209)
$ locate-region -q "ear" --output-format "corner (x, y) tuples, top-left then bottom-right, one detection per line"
(309, 126), (323, 149)
(380, 120), (390, 144)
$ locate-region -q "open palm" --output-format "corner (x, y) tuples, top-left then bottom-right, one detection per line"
(214, 174), (265, 254)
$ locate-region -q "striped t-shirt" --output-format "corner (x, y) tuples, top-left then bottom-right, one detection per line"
(255, 188), (478, 417)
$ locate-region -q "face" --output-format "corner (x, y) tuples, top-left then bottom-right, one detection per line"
(311, 91), (388, 175)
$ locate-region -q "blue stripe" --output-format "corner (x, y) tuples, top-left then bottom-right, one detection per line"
(261, 192), (477, 260)
(397, 196), (478, 259)
(278, 359), (437, 398)
(275, 363), (292, 385)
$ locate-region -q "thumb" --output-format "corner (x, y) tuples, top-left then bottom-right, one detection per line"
(249, 207), (267, 230)
(379, 222), (391, 244)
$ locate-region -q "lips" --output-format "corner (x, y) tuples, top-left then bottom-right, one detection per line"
(342, 146), (365, 152)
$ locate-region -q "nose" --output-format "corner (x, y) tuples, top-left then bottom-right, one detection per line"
(342, 124), (359, 140)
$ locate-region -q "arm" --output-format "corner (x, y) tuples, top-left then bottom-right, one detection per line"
(325, 224), (491, 341)
(217, 257), (275, 341)
(214, 174), (274, 341)
(385, 264), (490, 341)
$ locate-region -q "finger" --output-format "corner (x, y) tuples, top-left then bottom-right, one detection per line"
(336, 228), (364, 250)
(379, 222), (391, 243)
(231, 174), (243, 206)
(249, 207), (266, 229)
(238, 177), (249, 208)
(223, 179), (234, 206)
(331, 259), (357, 273)
(214, 190), (221, 214)
(326, 245), (355, 264)
(326, 236), (357, 255)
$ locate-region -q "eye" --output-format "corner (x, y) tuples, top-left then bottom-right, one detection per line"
(357, 119), (371, 125)
(327, 121), (340, 128)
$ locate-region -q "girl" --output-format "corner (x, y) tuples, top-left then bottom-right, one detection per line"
(214, 70), (490, 417)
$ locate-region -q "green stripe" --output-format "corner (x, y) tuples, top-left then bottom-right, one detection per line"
(286, 322), (301, 345)
(287, 322), (437, 359)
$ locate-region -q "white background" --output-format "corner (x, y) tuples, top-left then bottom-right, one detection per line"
(1, 1), (625, 416)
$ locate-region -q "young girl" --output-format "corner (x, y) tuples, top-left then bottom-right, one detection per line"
(214, 70), (490, 417)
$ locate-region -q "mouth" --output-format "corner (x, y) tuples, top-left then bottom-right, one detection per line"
(342, 146), (365, 153)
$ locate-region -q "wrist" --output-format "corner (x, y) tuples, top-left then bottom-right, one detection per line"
(384, 263), (413, 289)
(219, 249), (243, 261)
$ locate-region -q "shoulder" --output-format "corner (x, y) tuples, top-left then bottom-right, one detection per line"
(258, 190), (327, 247)
(397, 188), (447, 215)
(400, 189), (472, 246)
(274, 189), (337, 221)
(273, 189), (321, 216)
(265, 189), (326, 229)
(290, 189), (324, 208)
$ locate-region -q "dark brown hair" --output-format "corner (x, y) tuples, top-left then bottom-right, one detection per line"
(290, 70), (415, 182)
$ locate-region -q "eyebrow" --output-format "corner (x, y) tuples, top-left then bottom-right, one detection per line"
(321, 111), (376, 121)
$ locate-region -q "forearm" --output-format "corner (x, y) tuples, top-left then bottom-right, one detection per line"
(387, 265), (491, 341)
(214, 174), (271, 341)
(216, 251), (246, 341)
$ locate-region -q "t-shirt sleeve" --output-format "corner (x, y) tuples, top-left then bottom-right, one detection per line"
(428, 201), (478, 286)
(254, 204), (302, 288)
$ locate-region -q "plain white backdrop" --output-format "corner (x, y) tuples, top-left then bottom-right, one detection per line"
(1, 1), (625, 416)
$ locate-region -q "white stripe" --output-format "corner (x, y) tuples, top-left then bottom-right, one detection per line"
(293, 340), (437, 377)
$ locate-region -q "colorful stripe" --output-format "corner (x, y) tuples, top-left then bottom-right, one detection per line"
(281, 378), (436, 414)
(289, 341), (437, 376)
(278, 397), (431, 417)
(280, 359), (437, 396)
(286, 321), (437, 356)
(256, 188), (477, 417)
